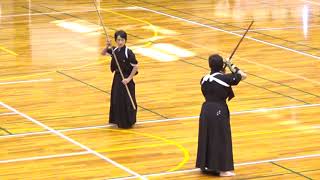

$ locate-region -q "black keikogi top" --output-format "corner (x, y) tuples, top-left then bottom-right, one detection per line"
(107, 46), (138, 76)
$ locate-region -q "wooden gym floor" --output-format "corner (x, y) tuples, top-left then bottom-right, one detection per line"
(0, 0), (319, 179)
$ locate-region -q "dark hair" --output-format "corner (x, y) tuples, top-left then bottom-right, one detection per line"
(208, 54), (224, 72)
(114, 30), (127, 41)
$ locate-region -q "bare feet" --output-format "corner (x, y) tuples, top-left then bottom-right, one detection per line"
(220, 171), (235, 177)
(109, 123), (118, 128)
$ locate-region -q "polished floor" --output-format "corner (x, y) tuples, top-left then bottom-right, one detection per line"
(0, 0), (319, 179)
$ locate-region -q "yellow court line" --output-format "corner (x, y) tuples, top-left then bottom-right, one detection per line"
(0, 46), (18, 56)
(116, 6), (320, 86)
(0, 9), (158, 82)
(105, 8), (320, 87)
(101, 8), (158, 48)
(105, 129), (190, 172)
(104, 8), (320, 87)
(0, 129), (188, 172)
(104, 142), (169, 152)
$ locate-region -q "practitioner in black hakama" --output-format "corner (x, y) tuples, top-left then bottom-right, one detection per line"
(101, 30), (138, 129)
(196, 54), (247, 177)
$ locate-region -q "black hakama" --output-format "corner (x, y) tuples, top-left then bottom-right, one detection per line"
(107, 46), (138, 128)
(196, 72), (242, 172)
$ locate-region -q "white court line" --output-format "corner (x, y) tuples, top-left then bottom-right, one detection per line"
(1, 103), (319, 139)
(110, 153), (320, 179)
(0, 125), (109, 139)
(0, 112), (16, 116)
(0, 78), (52, 85)
(0, 103), (319, 178)
(0, 102), (145, 180)
(231, 25), (320, 32)
(0, 143), (318, 177)
(99, 7), (320, 85)
(0, 10), (97, 18)
(0, 7), (138, 18)
(237, 56), (320, 86)
(0, 151), (90, 164)
(134, 6), (320, 60)
(120, 7), (320, 85)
